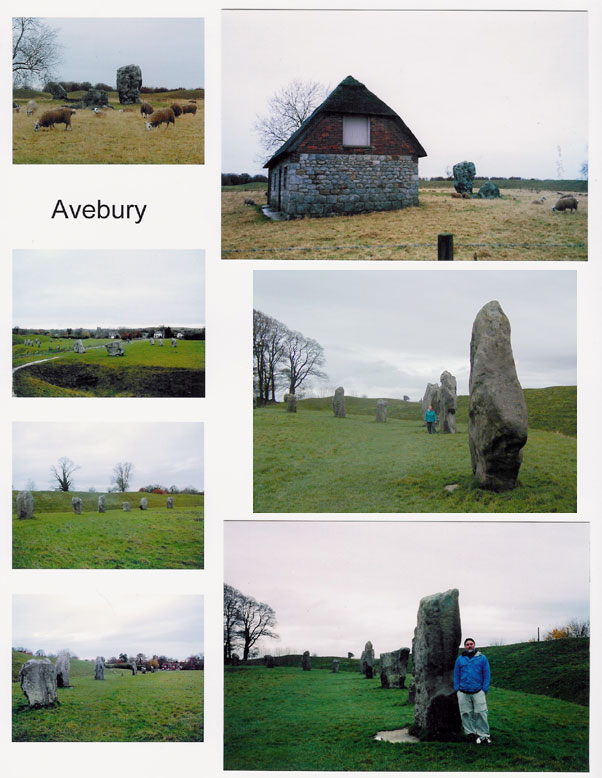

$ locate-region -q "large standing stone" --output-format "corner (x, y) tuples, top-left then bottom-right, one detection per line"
(116, 64), (142, 104)
(16, 490), (34, 519)
(302, 651), (311, 671)
(284, 393), (297, 413)
(73, 339), (86, 353)
(469, 301), (528, 491)
(360, 641), (375, 679)
(55, 649), (71, 688)
(421, 382), (440, 418)
(333, 386), (346, 418)
(105, 341), (125, 356)
(150, 338), (155, 345)
(412, 588), (462, 739)
(478, 181), (500, 199)
(171, 338), (177, 348)
(19, 659), (58, 706)
(122, 501), (131, 511)
(439, 371), (457, 434)
(98, 495), (106, 513)
(380, 647), (410, 689)
(264, 655), (275, 668)
(94, 656), (105, 680)
(332, 660), (340, 673)
(72, 497), (82, 514)
(46, 82), (67, 99)
(139, 497), (148, 510)
(82, 88), (108, 108)
(166, 496), (174, 508)
(408, 681), (416, 704)
(453, 161), (476, 194)
(376, 399), (388, 422)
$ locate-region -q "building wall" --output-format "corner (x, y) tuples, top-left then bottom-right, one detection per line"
(268, 152), (419, 217)
(296, 114), (418, 156)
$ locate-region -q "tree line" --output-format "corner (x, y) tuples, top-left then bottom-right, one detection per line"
(224, 584), (278, 662)
(253, 309), (327, 404)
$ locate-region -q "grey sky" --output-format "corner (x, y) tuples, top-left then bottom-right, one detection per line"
(254, 270), (576, 400)
(13, 423), (204, 492)
(13, 594), (203, 659)
(13, 251), (205, 329)
(223, 9), (588, 178)
(225, 521), (589, 655)
(41, 18), (204, 89)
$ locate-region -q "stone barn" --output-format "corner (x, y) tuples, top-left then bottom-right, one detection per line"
(264, 75), (426, 218)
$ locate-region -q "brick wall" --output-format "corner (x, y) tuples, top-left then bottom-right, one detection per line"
(296, 114), (418, 156)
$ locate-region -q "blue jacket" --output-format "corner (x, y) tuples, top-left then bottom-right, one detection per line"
(425, 409), (437, 423)
(454, 650), (490, 693)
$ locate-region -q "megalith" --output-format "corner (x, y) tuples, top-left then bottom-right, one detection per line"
(380, 647), (410, 689)
(105, 341), (125, 356)
(150, 338), (155, 345)
(98, 495), (106, 513)
(360, 641), (375, 679)
(16, 490), (34, 519)
(453, 161), (476, 194)
(19, 659), (58, 707)
(264, 655), (275, 668)
(333, 386), (346, 418)
(73, 339), (86, 353)
(421, 382), (440, 418)
(412, 588), (462, 739)
(72, 497), (82, 514)
(332, 660), (340, 673)
(82, 88), (108, 108)
(171, 338), (177, 347)
(122, 501), (131, 511)
(167, 496), (174, 508)
(55, 649), (71, 688)
(376, 399), (388, 422)
(302, 651), (311, 671)
(408, 680), (416, 704)
(439, 371), (457, 434)
(94, 656), (105, 680)
(478, 181), (500, 199)
(139, 497), (148, 510)
(469, 301), (528, 491)
(116, 64), (142, 104)
(284, 393), (297, 413)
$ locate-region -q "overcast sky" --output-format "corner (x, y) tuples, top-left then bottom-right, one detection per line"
(40, 18), (204, 89)
(225, 521), (589, 655)
(223, 9), (588, 178)
(13, 251), (204, 329)
(13, 423), (204, 492)
(254, 269), (576, 400)
(13, 594), (203, 660)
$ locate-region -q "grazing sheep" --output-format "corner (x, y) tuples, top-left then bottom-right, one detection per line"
(170, 103), (183, 117)
(13, 102), (21, 112)
(34, 108), (73, 131)
(552, 196), (578, 212)
(26, 100), (39, 116)
(531, 197), (546, 204)
(188, 99), (197, 103)
(94, 107), (106, 118)
(181, 103), (197, 116)
(244, 198), (256, 206)
(145, 107), (176, 130)
(140, 101), (154, 118)
(451, 192), (463, 199)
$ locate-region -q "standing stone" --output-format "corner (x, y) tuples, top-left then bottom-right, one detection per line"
(98, 495), (106, 513)
(19, 659), (58, 707)
(131, 662), (137, 676)
(139, 497), (148, 510)
(231, 653), (240, 666)
(16, 490), (34, 519)
(72, 497), (82, 514)
(380, 647), (410, 689)
(150, 338), (155, 345)
(122, 501), (131, 511)
(82, 88), (108, 108)
(105, 341), (125, 356)
(439, 371), (457, 434)
(171, 338), (177, 347)
(264, 655), (275, 668)
(302, 651), (311, 671)
(412, 588), (462, 739)
(94, 656), (105, 680)
(166, 496), (174, 508)
(421, 382), (440, 418)
(333, 386), (346, 418)
(469, 301), (528, 491)
(285, 393), (297, 413)
(360, 641), (375, 678)
(116, 64), (142, 104)
(73, 339), (85, 353)
(55, 649), (71, 688)
(408, 681), (416, 704)
(478, 181), (500, 199)
(332, 660), (340, 673)
(376, 399), (388, 422)
(453, 161), (476, 194)
(158, 339), (163, 346)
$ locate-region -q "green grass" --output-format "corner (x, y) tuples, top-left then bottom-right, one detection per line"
(254, 390), (576, 513)
(13, 491), (203, 569)
(224, 661), (588, 771)
(222, 182), (268, 191)
(12, 653), (203, 741)
(419, 178), (588, 193)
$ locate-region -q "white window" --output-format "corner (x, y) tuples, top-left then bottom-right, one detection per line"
(343, 115), (370, 146)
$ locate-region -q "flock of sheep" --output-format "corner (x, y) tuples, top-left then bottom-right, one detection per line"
(13, 98), (198, 132)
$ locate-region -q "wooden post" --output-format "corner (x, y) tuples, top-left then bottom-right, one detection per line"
(438, 233), (454, 261)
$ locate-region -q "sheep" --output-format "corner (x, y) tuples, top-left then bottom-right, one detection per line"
(34, 107), (73, 131)
(140, 101), (154, 118)
(13, 102), (21, 112)
(552, 196), (578, 212)
(26, 100), (38, 116)
(188, 99), (197, 103)
(145, 107), (176, 130)
(451, 192), (463, 199)
(181, 103), (197, 116)
(170, 103), (183, 117)
(244, 198), (256, 206)
(94, 107), (106, 118)
(531, 197), (546, 204)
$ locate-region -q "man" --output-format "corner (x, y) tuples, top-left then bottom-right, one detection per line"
(424, 404), (438, 434)
(454, 637), (491, 744)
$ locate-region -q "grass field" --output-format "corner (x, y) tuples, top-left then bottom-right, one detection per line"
(13, 90), (204, 164)
(12, 653), (203, 742)
(254, 389), (576, 513)
(222, 183), (587, 260)
(224, 641), (588, 771)
(13, 491), (203, 569)
(13, 337), (205, 397)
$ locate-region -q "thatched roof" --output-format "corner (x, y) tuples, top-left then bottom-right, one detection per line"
(265, 75), (426, 167)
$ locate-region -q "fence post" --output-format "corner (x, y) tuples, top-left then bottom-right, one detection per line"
(438, 233), (454, 261)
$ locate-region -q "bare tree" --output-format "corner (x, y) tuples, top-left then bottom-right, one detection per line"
(111, 462), (133, 493)
(224, 584), (244, 662)
(281, 330), (327, 396)
(12, 17), (61, 87)
(253, 309), (288, 404)
(254, 79), (329, 157)
(224, 583), (279, 662)
(50, 457), (80, 492)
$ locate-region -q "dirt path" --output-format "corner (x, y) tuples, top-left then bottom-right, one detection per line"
(13, 355), (63, 374)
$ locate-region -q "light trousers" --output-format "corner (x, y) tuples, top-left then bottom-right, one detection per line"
(457, 690), (490, 737)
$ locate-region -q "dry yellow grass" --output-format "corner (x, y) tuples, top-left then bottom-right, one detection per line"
(222, 187), (587, 260)
(13, 98), (204, 164)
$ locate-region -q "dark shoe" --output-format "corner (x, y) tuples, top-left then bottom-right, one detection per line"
(465, 733), (478, 743)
